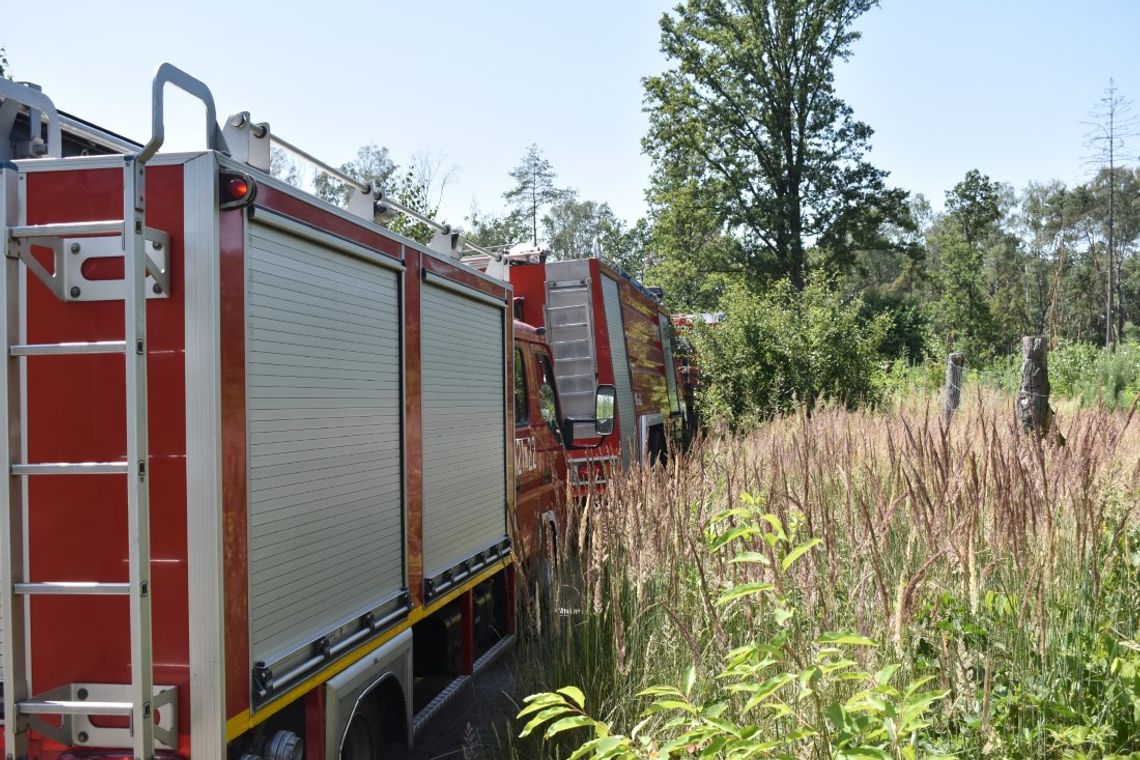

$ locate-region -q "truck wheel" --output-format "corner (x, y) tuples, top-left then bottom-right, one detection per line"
(342, 712), (378, 760)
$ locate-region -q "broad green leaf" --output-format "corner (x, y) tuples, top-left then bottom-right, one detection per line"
(743, 672), (796, 712)
(710, 524), (762, 551)
(646, 698), (699, 715)
(817, 631), (877, 647)
(760, 514), (788, 542)
(557, 686), (586, 709)
(780, 538), (822, 572)
(773, 606), (795, 626)
(728, 550), (771, 565)
(567, 735), (624, 760)
(711, 507), (752, 523)
(898, 689), (949, 726)
(716, 582), (775, 606)
(517, 693), (568, 718)
(519, 705), (573, 737)
(799, 666), (821, 690)
(544, 714), (594, 739)
(874, 663), (900, 686)
(592, 735), (627, 758)
(902, 675), (938, 697)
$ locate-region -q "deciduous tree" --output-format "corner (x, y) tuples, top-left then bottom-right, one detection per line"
(313, 143), (396, 207)
(385, 152), (455, 245)
(643, 0), (897, 291)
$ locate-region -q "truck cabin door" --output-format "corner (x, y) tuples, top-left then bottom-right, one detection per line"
(512, 345), (568, 564)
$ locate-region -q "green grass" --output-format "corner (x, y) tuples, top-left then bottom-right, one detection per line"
(883, 340), (1140, 409)
(503, 390), (1140, 758)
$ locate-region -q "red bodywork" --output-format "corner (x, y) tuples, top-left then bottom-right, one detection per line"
(22, 164), (192, 756)
(507, 258), (681, 490)
(6, 153), (542, 759)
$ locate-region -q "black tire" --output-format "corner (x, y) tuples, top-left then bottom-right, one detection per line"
(341, 712), (378, 760)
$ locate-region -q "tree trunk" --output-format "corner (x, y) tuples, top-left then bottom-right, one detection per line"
(1017, 336), (1051, 435)
(788, 175), (804, 291)
(943, 352), (964, 422)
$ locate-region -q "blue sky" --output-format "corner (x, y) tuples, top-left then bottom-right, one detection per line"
(5, 1), (1138, 228)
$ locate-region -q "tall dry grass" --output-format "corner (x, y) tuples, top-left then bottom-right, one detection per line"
(506, 388), (1140, 758)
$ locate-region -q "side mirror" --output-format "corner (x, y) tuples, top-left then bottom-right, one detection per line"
(594, 384), (616, 437)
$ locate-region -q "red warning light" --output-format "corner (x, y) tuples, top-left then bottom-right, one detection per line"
(226, 177), (250, 198)
(219, 172), (256, 209)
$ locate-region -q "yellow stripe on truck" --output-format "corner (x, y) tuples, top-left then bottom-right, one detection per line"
(224, 558), (511, 742)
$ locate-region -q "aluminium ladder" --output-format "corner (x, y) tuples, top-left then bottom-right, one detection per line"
(544, 277), (599, 436)
(0, 65), (222, 760)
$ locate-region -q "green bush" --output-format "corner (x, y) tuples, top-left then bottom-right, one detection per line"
(859, 290), (935, 364)
(693, 279), (891, 426)
(879, 340), (1140, 409)
(968, 341), (1140, 406)
(519, 503), (949, 759)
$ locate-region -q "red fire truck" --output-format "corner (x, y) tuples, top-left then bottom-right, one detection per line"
(467, 250), (685, 491)
(0, 65), (613, 760)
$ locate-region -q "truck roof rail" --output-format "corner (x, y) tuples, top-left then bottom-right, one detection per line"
(0, 78), (62, 160)
(224, 110), (501, 261)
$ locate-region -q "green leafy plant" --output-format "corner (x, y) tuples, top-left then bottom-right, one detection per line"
(693, 278), (891, 427)
(518, 505), (948, 758)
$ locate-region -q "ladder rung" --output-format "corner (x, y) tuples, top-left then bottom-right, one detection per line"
(19, 699), (133, 716)
(15, 582), (131, 596)
(12, 461), (129, 476)
(10, 341), (126, 356)
(9, 220), (124, 238)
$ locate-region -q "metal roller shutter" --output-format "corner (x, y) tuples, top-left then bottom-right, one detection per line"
(420, 282), (507, 585)
(246, 222), (404, 666)
(602, 276), (637, 468)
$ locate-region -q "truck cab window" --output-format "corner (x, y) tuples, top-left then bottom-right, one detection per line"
(536, 353), (561, 431)
(514, 349), (529, 427)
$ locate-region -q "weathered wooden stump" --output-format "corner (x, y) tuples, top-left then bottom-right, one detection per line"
(1018, 336), (1053, 436)
(943, 352), (964, 422)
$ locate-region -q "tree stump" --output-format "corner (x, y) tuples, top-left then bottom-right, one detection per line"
(943, 352), (964, 422)
(1018, 336), (1053, 436)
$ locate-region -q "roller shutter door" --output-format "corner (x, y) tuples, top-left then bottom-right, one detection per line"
(602, 276), (637, 468)
(246, 222), (404, 666)
(421, 282), (507, 585)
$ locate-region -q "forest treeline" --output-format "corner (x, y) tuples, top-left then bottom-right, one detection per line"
(16, 0), (1137, 425)
(459, 2), (1140, 380)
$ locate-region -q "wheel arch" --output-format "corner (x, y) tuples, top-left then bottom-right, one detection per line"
(325, 628), (414, 759)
